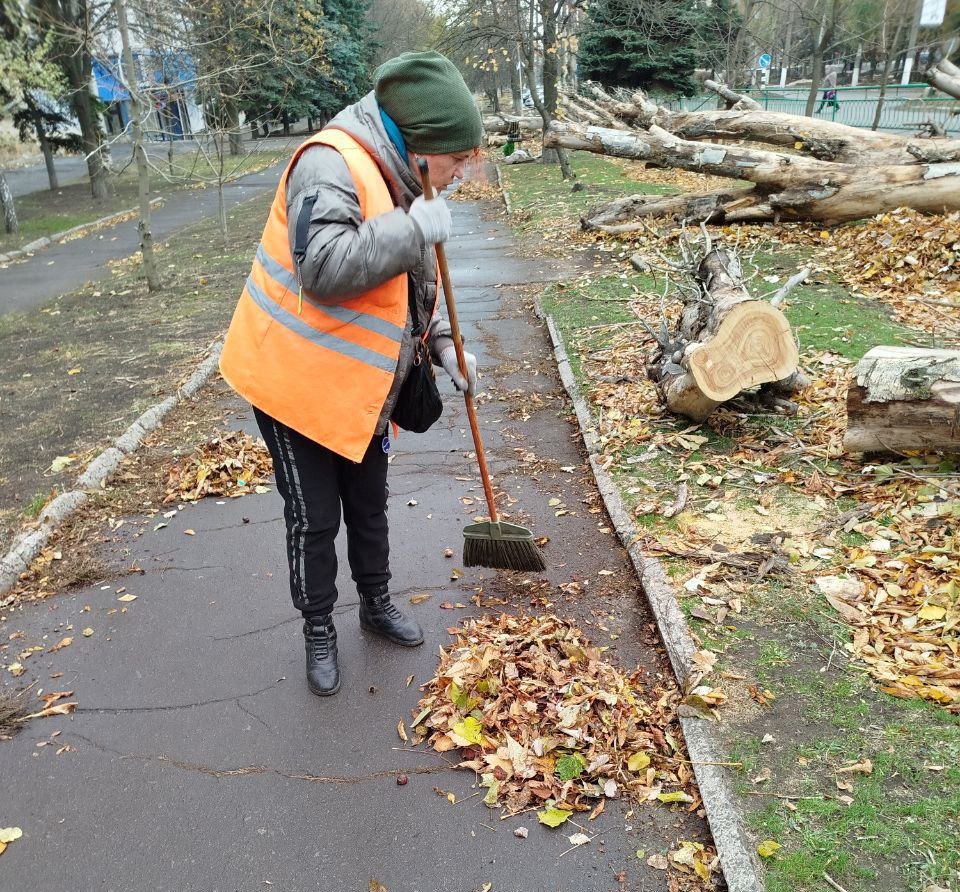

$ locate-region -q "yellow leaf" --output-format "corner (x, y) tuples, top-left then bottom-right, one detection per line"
(794, 140), (804, 149)
(67, 367), (82, 375)
(0, 828), (22, 844)
(117, 594), (137, 603)
(757, 840), (781, 858)
(397, 720), (408, 742)
(82, 628), (94, 637)
(451, 716), (485, 746)
(819, 231), (830, 240)
(627, 752), (651, 772)
(918, 604), (947, 621)
(537, 806), (572, 827)
(8, 663), (25, 677)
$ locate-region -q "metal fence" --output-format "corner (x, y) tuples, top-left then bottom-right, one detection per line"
(664, 84), (960, 135)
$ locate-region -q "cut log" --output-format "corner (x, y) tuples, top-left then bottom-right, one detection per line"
(927, 58), (960, 101)
(582, 187), (755, 230)
(545, 120), (960, 224)
(482, 115), (542, 135)
(843, 346), (960, 454)
(703, 80), (761, 111)
(581, 82), (960, 165)
(648, 248), (800, 421)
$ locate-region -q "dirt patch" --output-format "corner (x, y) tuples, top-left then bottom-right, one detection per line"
(0, 192), (272, 556)
(4, 376), (248, 609)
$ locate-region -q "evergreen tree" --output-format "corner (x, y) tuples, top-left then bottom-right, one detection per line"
(579, 0), (735, 97)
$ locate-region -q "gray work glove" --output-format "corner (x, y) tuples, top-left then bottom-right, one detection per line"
(408, 195), (452, 245)
(439, 344), (478, 396)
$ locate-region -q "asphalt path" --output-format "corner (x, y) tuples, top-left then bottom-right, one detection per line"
(5, 140), (214, 197)
(0, 161), (286, 316)
(0, 200), (714, 891)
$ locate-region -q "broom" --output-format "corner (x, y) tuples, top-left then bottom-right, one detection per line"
(418, 158), (546, 573)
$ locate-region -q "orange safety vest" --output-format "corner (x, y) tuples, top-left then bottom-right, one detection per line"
(220, 128), (425, 462)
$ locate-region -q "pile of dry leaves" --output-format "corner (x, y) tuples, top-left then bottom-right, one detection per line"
(412, 613), (703, 821)
(162, 430), (272, 503)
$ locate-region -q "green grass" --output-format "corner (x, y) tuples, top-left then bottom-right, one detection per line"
(1, 149), (284, 253)
(742, 252), (914, 360)
(502, 153), (676, 232)
(500, 157), (960, 892)
(747, 700), (960, 892)
(21, 491), (48, 519)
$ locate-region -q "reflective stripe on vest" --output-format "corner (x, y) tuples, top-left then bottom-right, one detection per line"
(219, 127), (410, 462)
(253, 245), (405, 343)
(242, 273), (398, 373)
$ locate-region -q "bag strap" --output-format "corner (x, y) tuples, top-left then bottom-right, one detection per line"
(292, 193), (318, 283)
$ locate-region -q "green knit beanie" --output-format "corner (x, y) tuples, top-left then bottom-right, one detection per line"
(374, 51), (483, 154)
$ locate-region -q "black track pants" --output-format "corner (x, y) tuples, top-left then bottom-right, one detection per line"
(254, 407), (390, 619)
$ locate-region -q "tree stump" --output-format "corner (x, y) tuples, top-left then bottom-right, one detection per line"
(844, 346), (960, 454)
(647, 249), (800, 421)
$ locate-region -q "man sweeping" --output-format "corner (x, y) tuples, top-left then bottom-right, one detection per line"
(219, 52), (483, 696)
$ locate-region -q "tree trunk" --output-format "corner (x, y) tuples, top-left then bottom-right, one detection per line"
(873, 20), (904, 130)
(60, 52), (110, 201)
(0, 173), (18, 235)
(510, 46), (524, 114)
(544, 120), (960, 223)
(227, 103), (243, 156)
(563, 83), (954, 165)
(844, 346), (960, 454)
(647, 249), (800, 422)
(29, 102), (59, 191)
(116, 0), (160, 292)
(805, 13), (828, 117)
(927, 58), (960, 99)
(582, 188), (755, 231)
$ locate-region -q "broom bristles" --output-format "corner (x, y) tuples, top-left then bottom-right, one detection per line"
(463, 536), (546, 572)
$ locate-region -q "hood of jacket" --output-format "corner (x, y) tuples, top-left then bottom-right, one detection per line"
(327, 91), (422, 212)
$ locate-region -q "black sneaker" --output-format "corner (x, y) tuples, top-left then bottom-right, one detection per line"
(359, 586), (425, 647)
(303, 616), (341, 696)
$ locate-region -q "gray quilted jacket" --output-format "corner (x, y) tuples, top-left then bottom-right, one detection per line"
(284, 91), (453, 436)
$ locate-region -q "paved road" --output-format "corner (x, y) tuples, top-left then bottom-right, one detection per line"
(5, 134), (305, 198)
(0, 161), (286, 316)
(0, 200), (713, 891)
(6, 140), (214, 197)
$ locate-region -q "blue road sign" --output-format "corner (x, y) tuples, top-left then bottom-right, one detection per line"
(758, 53), (772, 69)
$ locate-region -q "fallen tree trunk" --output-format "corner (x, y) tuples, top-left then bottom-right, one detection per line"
(927, 58), (960, 101)
(647, 249), (800, 421)
(703, 79), (761, 110)
(583, 188), (756, 232)
(580, 82), (960, 165)
(545, 120), (960, 224)
(482, 114), (542, 134)
(843, 346), (960, 454)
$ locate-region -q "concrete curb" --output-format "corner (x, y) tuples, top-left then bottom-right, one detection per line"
(493, 163), (512, 215)
(0, 197), (165, 265)
(541, 311), (765, 892)
(0, 340), (225, 601)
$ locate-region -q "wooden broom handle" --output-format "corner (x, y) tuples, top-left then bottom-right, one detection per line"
(418, 159), (498, 523)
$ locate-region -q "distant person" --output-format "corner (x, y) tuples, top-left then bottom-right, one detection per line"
(817, 69), (840, 114)
(219, 52), (483, 696)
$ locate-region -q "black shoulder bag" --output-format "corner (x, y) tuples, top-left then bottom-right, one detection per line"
(391, 277), (443, 433)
